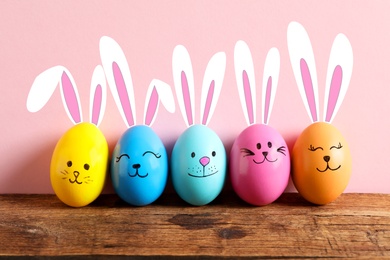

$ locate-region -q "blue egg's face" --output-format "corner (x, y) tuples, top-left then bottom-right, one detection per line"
(171, 125), (226, 206)
(111, 125), (168, 206)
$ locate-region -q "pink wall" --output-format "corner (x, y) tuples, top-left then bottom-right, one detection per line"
(0, 0), (388, 193)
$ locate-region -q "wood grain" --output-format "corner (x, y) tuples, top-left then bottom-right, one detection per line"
(0, 193), (389, 258)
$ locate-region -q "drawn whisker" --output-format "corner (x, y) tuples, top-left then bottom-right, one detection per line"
(60, 170), (69, 175)
(240, 148), (255, 157)
(277, 146), (287, 156)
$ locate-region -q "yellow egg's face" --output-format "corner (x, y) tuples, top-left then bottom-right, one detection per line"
(292, 122), (352, 205)
(50, 123), (108, 207)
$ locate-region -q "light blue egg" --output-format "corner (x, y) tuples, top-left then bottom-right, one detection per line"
(171, 124), (226, 206)
(111, 125), (168, 206)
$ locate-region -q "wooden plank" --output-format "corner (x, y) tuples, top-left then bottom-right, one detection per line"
(0, 193), (389, 258)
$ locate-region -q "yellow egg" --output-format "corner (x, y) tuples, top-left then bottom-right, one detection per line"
(292, 122), (352, 205)
(50, 122), (109, 207)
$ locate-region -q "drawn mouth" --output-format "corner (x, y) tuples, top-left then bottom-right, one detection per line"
(128, 169), (148, 178)
(316, 163), (341, 172)
(188, 171), (218, 178)
(69, 171), (83, 184)
(253, 156), (277, 164)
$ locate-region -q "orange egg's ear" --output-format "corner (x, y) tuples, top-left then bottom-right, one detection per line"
(287, 21), (319, 123)
(323, 34), (353, 123)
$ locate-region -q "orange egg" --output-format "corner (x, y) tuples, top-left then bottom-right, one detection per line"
(292, 122), (351, 205)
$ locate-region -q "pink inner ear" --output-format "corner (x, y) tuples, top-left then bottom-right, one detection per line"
(113, 62), (135, 126)
(300, 58), (318, 122)
(242, 70), (254, 124)
(91, 84), (102, 125)
(145, 86), (158, 126)
(61, 72), (81, 123)
(263, 76), (272, 125)
(181, 71), (193, 125)
(202, 80), (215, 125)
(325, 65), (343, 122)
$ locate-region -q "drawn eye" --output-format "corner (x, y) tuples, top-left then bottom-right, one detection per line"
(256, 143), (261, 150)
(67, 161), (72, 167)
(212, 151), (216, 157)
(116, 154), (130, 162)
(268, 142), (272, 148)
(191, 152), (196, 158)
(143, 151), (162, 158)
(308, 145), (323, 151)
(240, 148), (255, 157)
(84, 164), (90, 170)
(330, 142), (343, 150)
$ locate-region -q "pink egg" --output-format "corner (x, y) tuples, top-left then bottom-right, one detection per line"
(230, 124), (290, 206)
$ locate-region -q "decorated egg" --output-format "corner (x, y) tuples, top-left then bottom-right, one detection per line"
(171, 124), (226, 206)
(111, 125), (168, 206)
(50, 122), (109, 207)
(292, 122), (351, 205)
(230, 124), (290, 206)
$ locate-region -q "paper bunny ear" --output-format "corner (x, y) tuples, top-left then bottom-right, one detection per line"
(261, 48), (280, 125)
(287, 21), (320, 123)
(144, 79), (175, 126)
(27, 65), (83, 124)
(200, 52), (226, 126)
(100, 36), (136, 128)
(234, 40), (257, 125)
(172, 45), (195, 127)
(89, 65), (107, 126)
(323, 33), (353, 123)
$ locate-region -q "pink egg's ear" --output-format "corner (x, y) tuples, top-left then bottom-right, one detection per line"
(172, 45), (195, 127)
(200, 52), (226, 126)
(261, 48), (280, 125)
(100, 36), (136, 128)
(234, 40), (256, 125)
(89, 65), (107, 126)
(144, 79), (175, 126)
(27, 65), (83, 125)
(323, 33), (353, 123)
(287, 21), (319, 123)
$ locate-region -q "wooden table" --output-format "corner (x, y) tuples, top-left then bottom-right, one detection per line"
(0, 192), (389, 258)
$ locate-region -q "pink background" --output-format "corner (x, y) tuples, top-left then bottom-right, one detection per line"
(0, 0), (388, 193)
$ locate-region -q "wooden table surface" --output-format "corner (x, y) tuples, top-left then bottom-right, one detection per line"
(0, 192), (389, 258)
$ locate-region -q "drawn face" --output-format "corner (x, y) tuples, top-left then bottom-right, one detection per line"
(61, 160), (93, 185)
(111, 125), (168, 206)
(230, 124), (290, 206)
(50, 123), (108, 207)
(292, 122), (352, 205)
(241, 141), (287, 165)
(171, 125), (227, 206)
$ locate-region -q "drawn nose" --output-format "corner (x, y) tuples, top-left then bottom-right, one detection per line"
(323, 156), (330, 162)
(262, 151), (268, 157)
(199, 156), (210, 167)
(132, 164), (141, 169)
(73, 171), (80, 178)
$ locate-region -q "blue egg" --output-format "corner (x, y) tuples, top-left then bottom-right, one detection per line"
(171, 124), (226, 206)
(111, 125), (168, 206)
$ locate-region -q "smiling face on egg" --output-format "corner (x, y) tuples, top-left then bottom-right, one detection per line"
(292, 122), (352, 205)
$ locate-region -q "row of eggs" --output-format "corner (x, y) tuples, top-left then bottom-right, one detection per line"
(51, 121), (351, 208)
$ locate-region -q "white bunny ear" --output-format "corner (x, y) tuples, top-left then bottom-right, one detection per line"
(261, 48), (280, 125)
(144, 79), (175, 126)
(287, 21), (319, 123)
(89, 65), (107, 126)
(172, 45), (195, 127)
(234, 40), (256, 125)
(27, 66), (65, 113)
(323, 33), (353, 123)
(200, 52), (226, 126)
(27, 65), (83, 125)
(100, 36), (136, 128)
